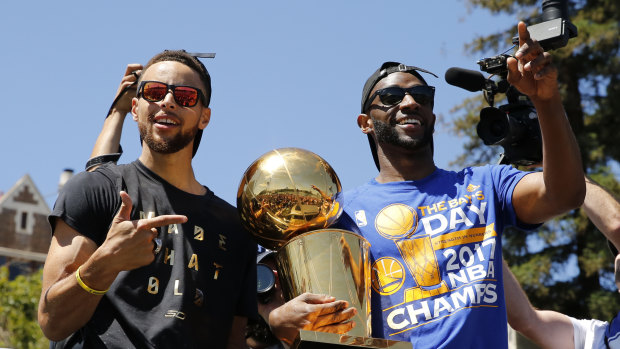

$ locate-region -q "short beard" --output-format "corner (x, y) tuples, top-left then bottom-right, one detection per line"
(139, 121), (197, 154)
(372, 118), (434, 151)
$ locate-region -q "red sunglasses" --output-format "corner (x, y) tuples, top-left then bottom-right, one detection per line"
(138, 81), (205, 107)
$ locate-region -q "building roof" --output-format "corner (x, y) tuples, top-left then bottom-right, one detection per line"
(0, 174), (50, 214)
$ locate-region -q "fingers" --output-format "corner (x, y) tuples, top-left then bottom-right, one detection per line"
(137, 214), (188, 231)
(514, 22), (545, 69)
(152, 228), (162, 254)
(315, 319), (356, 334)
(116, 64), (143, 100)
(527, 53), (556, 80)
(517, 21), (530, 48)
(315, 299), (349, 316)
(115, 191), (133, 222)
(124, 63), (142, 74)
(298, 293), (336, 304)
(123, 63), (143, 77)
(511, 22), (557, 85)
(505, 56), (521, 86)
(113, 191), (187, 230)
(313, 305), (357, 330)
(120, 69), (142, 88)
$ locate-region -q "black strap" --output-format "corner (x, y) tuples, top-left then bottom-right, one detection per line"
(85, 152), (122, 171)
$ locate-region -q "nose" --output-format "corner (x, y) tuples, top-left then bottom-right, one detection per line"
(159, 89), (177, 109)
(399, 93), (420, 111)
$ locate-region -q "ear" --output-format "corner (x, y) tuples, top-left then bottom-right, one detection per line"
(357, 113), (373, 135)
(198, 107), (211, 130)
(131, 97), (139, 121)
(430, 112), (437, 133)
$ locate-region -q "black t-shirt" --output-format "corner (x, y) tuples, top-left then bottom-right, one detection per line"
(49, 161), (257, 348)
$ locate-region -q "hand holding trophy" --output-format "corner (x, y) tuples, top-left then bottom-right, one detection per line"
(237, 148), (411, 348)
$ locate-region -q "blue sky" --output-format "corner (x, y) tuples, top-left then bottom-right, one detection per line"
(1, 0), (516, 208)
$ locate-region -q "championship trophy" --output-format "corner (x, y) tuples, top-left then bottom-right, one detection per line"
(237, 148), (411, 349)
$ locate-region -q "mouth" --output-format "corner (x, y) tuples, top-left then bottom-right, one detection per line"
(150, 114), (181, 127)
(155, 118), (179, 126)
(395, 117), (422, 127)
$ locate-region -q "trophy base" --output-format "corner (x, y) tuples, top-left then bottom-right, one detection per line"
(292, 330), (412, 349)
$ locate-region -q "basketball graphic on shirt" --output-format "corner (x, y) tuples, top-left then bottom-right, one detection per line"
(373, 203), (451, 300)
(375, 204), (417, 240)
(371, 257), (406, 295)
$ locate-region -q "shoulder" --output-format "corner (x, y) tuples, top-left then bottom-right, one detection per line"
(455, 165), (529, 187)
(51, 165), (123, 242)
(207, 190), (238, 215)
(452, 164), (522, 178)
(61, 165), (122, 196)
(341, 179), (376, 206)
(208, 192), (256, 246)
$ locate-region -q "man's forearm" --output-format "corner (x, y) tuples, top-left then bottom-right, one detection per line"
(89, 109), (126, 159)
(504, 261), (574, 348)
(38, 231), (120, 341)
(583, 178), (620, 249)
(535, 92), (585, 210)
(38, 265), (110, 341)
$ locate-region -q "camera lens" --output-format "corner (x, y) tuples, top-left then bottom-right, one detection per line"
(477, 107), (509, 145)
(489, 120), (506, 138)
(542, 0), (568, 21)
(257, 263), (276, 294)
(257, 263), (276, 304)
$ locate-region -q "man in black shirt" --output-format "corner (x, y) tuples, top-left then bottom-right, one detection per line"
(38, 50), (257, 348)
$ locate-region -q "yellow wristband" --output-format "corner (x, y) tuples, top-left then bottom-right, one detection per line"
(75, 265), (108, 295)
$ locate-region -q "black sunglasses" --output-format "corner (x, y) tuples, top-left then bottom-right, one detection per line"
(138, 81), (206, 107)
(364, 85), (435, 112)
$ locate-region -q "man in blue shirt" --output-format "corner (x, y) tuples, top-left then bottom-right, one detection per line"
(332, 21), (584, 348)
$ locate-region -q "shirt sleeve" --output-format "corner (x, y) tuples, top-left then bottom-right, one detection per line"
(570, 316), (609, 349)
(49, 168), (120, 246)
(489, 165), (540, 231)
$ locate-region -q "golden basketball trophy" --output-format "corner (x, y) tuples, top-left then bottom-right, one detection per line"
(237, 148), (411, 349)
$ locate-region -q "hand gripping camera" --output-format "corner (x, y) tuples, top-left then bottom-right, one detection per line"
(446, 0), (577, 166)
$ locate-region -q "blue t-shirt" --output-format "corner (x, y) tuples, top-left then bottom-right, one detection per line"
(336, 165), (532, 349)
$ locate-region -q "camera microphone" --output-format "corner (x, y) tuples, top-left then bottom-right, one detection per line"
(445, 67), (488, 92)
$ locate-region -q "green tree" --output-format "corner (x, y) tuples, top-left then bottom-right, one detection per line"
(449, 0), (620, 320)
(0, 266), (48, 349)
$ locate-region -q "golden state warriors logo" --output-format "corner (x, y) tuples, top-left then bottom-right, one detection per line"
(372, 257), (406, 295)
(375, 204), (418, 240)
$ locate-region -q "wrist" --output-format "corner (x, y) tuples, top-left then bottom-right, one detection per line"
(529, 89), (561, 105)
(75, 265), (109, 295)
(108, 107), (131, 118)
(85, 153), (122, 171)
(80, 252), (121, 289)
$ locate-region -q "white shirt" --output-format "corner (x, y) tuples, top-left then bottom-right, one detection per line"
(571, 316), (620, 349)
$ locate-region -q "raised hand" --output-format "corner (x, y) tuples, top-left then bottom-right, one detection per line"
(507, 21), (559, 101)
(97, 191), (187, 272)
(112, 64), (143, 114)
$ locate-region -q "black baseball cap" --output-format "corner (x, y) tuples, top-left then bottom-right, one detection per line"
(360, 62), (438, 171)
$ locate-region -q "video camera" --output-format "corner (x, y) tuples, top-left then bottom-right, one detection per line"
(446, 0), (577, 166)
